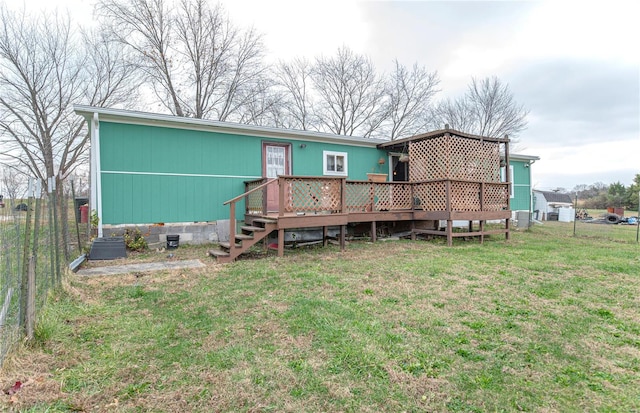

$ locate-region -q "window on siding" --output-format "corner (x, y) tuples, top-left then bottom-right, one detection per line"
(501, 165), (515, 198)
(323, 151), (348, 176)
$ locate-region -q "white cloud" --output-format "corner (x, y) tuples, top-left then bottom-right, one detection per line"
(225, 0), (371, 63)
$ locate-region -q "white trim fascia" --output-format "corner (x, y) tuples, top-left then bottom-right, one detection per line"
(102, 170), (262, 180)
(92, 112), (103, 238)
(73, 105), (388, 148)
(508, 153), (540, 162)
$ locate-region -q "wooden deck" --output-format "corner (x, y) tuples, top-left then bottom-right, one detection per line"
(211, 176), (511, 262)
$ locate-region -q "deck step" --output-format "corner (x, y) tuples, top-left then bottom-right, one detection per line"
(241, 225), (266, 232)
(234, 234), (254, 240)
(208, 249), (230, 257)
(219, 241), (241, 249)
(253, 218), (277, 224)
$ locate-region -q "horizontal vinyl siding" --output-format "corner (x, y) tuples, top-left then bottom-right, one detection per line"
(101, 173), (247, 224)
(99, 122), (260, 224)
(511, 185), (532, 211)
(510, 160), (532, 211)
(289, 140), (387, 179)
(98, 121), (385, 224)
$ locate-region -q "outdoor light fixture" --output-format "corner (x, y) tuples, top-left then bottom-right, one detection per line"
(299, 144), (306, 148)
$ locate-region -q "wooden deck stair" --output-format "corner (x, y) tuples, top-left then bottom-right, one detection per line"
(208, 218), (277, 263)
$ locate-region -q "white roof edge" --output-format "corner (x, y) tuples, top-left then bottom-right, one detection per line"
(509, 153), (540, 161)
(73, 105), (388, 147)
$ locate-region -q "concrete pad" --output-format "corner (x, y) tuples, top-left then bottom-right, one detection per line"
(77, 259), (206, 277)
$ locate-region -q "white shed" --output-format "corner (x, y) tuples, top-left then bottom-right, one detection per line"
(533, 190), (574, 222)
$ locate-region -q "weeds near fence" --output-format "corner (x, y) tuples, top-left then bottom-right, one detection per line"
(0, 178), (84, 367)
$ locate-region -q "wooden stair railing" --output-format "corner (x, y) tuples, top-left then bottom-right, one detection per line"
(208, 179), (276, 263)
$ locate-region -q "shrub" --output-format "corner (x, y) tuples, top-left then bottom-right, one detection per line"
(124, 228), (148, 252)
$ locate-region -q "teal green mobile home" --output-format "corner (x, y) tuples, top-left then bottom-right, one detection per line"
(506, 154), (539, 213)
(75, 106), (388, 238)
(75, 106), (538, 250)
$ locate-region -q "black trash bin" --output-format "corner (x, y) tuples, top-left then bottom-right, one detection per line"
(166, 234), (180, 249)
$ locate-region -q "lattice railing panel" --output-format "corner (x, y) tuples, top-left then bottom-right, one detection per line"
(284, 178), (342, 213)
(245, 178), (267, 215)
(345, 182), (371, 212)
(448, 136), (500, 182)
(375, 183), (412, 211)
(450, 181), (481, 211)
(345, 183), (414, 212)
(409, 139), (443, 181)
(413, 181), (446, 211)
(484, 183), (509, 211)
(408, 135), (501, 182)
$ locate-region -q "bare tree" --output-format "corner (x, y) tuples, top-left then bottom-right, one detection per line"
(311, 47), (387, 137)
(431, 76), (528, 139)
(236, 77), (283, 126)
(1, 166), (27, 207)
(275, 57), (317, 130)
(430, 97), (476, 132)
(97, 0), (268, 121)
(384, 60), (440, 140)
(0, 6), (137, 190)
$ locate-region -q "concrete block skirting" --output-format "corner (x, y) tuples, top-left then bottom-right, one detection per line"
(102, 220), (231, 247)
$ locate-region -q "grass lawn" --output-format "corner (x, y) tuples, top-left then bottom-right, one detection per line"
(1, 223), (639, 412)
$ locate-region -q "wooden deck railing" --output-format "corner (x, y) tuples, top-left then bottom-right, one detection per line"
(223, 178), (276, 257)
(412, 179), (509, 212)
(244, 178), (269, 215)
(231, 176), (508, 224)
(278, 176), (346, 215)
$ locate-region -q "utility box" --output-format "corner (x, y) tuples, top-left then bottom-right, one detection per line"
(516, 211), (530, 228)
(89, 237), (127, 260)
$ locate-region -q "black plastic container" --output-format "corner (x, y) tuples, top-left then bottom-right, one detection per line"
(89, 237), (127, 260)
(166, 234), (180, 249)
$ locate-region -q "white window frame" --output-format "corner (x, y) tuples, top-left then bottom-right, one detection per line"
(501, 165), (515, 198)
(323, 150), (348, 176)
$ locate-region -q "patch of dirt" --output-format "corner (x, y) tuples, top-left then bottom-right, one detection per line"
(0, 351), (66, 411)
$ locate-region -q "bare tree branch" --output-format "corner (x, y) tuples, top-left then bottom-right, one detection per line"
(98, 0), (268, 121)
(0, 5), (138, 189)
(311, 47), (387, 137)
(431, 76), (528, 141)
(275, 57), (318, 130)
(384, 60), (440, 140)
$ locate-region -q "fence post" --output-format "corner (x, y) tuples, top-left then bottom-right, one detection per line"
(636, 191), (639, 243)
(19, 177), (34, 330)
(573, 193), (578, 237)
(47, 180), (56, 290)
(51, 177), (61, 284)
(71, 177), (82, 252)
(26, 256), (36, 341)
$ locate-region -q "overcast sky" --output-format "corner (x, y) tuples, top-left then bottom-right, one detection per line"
(18, 0), (640, 191)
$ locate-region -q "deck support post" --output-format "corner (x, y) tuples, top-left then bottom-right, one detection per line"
(278, 228), (285, 257)
(229, 201), (236, 258)
(340, 225), (346, 252)
(410, 220), (416, 241)
(505, 218), (511, 241)
(323, 226), (328, 247)
(504, 134), (511, 241)
(447, 220), (453, 247)
(480, 220), (485, 244)
(371, 221), (377, 242)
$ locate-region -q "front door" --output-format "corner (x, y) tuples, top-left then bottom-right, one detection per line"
(392, 155), (408, 181)
(263, 143), (290, 212)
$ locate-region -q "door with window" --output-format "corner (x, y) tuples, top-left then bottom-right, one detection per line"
(263, 143), (290, 212)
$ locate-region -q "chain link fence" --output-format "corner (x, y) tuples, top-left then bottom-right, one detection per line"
(0, 177), (87, 367)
